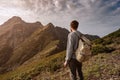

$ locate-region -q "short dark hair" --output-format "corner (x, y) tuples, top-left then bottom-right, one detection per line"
(70, 20), (79, 30)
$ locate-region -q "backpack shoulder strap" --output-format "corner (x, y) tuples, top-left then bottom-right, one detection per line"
(74, 32), (91, 46)
(74, 32), (85, 42)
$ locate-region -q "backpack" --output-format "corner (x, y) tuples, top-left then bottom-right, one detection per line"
(75, 33), (92, 62)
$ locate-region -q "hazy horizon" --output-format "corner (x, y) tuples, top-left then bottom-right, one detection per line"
(0, 0), (120, 37)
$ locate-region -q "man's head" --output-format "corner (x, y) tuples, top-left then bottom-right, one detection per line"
(70, 20), (79, 31)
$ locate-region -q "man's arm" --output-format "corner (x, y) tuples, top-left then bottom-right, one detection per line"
(65, 33), (74, 63)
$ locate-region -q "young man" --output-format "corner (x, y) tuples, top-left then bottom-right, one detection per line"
(64, 20), (84, 80)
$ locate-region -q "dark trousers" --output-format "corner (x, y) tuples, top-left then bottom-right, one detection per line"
(68, 59), (84, 80)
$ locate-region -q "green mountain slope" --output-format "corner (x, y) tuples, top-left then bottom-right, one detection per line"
(0, 16), (43, 71)
(0, 29), (119, 80)
(2, 17), (119, 80)
(0, 44), (66, 80)
(0, 23), (69, 74)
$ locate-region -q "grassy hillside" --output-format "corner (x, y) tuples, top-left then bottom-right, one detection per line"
(0, 23), (69, 75)
(92, 29), (120, 55)
(0, 27), (119, 80)
(0, 50), (66, 80)
(2, 24), (58, 72)
(0, 51), (119, 80)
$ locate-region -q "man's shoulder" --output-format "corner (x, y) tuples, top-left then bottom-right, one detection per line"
(68, 31), (82, 37)
(68, 32), (75, 37)
(72, 31), (82, 35)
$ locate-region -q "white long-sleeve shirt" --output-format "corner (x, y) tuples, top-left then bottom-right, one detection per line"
(65, 30), (82, 61)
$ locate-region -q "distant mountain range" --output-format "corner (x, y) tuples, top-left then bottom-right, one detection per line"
(0, 16), (102, 80)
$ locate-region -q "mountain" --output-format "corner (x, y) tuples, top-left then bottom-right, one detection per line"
(0, 16), (101, 79)
(0, 16), (43, 48)
(0, 28), (119, 80)
(0, 22), (69, 73)
(84, 34), (100, 41)
(0, 16), (43, 69)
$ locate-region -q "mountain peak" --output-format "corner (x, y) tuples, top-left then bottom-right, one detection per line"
(11, 16), (22, 20)
(3, 16), (24, 25)
(46, 23), (54, 28)
(8, 16), (23, 23)
(34, 21), (43, 26)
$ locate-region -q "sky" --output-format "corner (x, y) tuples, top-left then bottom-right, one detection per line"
(0, 0), (120, 37)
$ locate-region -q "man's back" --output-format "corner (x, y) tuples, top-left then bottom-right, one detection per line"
(65, 30), (82, 61)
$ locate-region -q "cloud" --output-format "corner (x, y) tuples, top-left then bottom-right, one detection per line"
(0, 0), (120, 37)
